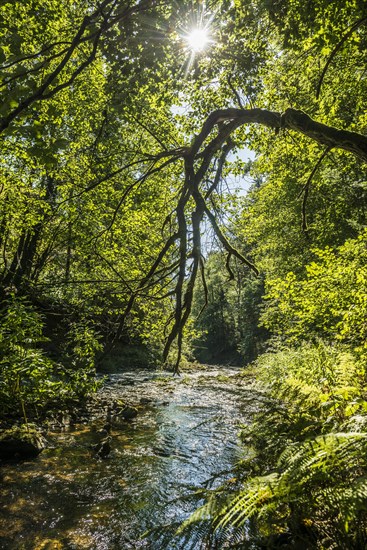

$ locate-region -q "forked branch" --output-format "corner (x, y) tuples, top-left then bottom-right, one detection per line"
(116, 106), (367, 371)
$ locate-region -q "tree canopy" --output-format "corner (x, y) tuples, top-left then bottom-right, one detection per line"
(1, 0), (366, 369)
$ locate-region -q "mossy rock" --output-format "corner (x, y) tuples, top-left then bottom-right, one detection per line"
(0, 423), (47, 459)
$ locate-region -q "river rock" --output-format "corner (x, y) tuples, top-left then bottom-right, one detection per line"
(0, 424), (47, 459)
(91, 435), (112, 459)
(139, 397), (152, 405)
(46, 410), (74, 431)
(119, 405), (138, 420)
(35, 539), (63, 550)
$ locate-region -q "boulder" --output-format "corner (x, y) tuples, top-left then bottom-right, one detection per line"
(92, 436), (112, 459)
(105, 400), (138, 422)
(0, 424), (47, 459)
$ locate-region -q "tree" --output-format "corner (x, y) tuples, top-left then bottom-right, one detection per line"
(1, 0), (367, 371)
(0, 1), (186, 362)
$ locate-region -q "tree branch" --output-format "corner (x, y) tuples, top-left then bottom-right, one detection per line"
(316, 16), (367, 99)
(103, 105), (367, 369)
(281, 108), (367, 161)
(0, 0), (154, 133)
(188, 107), (367, 162)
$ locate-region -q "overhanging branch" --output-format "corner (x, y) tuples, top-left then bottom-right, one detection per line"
(111, 105), (367, 371)
(190, 107), (367, 162)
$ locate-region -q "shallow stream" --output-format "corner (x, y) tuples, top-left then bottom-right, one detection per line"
(0, 367), (260, 549)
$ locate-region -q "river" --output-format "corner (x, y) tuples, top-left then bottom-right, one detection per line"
(0, 366), (260, 549)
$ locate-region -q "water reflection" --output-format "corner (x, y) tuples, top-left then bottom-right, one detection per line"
(0, 368), (257, 549)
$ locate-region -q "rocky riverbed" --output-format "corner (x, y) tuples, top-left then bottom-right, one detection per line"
(0, 366), (262, 549)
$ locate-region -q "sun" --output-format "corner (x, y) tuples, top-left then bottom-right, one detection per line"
(186, 27), (210, 52)
(179, 9), (216, 75)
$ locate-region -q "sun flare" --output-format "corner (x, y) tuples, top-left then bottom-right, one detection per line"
(186, 28), (210, 52)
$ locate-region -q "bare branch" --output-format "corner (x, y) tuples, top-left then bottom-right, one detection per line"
(225, 253), (235, 281)
(227, 75), (245, 109)
(188, 107), (367, 162)
(0, 41), (72, 71)
(128, 113), (169, 151)
(204, 203), (259, 275)
(114, 231), (179, 342)
(281, 108), (367, 161)
(205, 141), (235, 198)
(196, 256), (208, 320)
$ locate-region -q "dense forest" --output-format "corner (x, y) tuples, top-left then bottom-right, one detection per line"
(1, 0), (367, 547)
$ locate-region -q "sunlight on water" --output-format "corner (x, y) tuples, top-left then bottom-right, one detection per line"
(0, 368), (259, 549)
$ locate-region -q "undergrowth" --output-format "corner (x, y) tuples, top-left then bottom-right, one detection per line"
(0, 294), (101, 421)
(174, 342), (367, 549)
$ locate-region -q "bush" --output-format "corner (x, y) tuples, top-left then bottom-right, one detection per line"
(262, 231), (367, 362)
(0, 294), (99, 420)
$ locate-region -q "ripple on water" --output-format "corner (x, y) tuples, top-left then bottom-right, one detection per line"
(0, 367), (259, 549)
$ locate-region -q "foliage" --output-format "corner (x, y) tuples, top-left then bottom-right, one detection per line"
(231, 0), (367, 277)
(0, 2), (188, 381)
(192, 251), (267, 365)
(0, 0), (366, 546)
(0, 294), (99, 419)
(262, 231), (367, 361)
(1, 0), (367, 371)
(177, 343), (367, 548)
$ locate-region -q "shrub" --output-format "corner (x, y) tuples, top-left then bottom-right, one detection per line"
(262, 231), (367, 362)
(0, 294), (99, 419)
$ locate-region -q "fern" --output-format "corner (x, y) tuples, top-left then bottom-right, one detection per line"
(177, 342), (367, 548)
